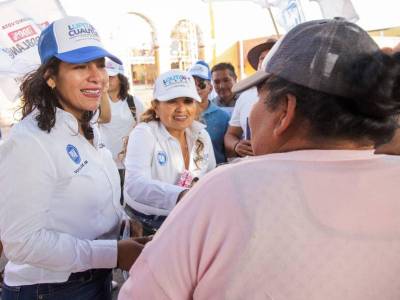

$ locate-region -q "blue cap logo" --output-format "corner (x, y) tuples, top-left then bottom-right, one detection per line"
(162, 74), (192, 87)
(157, 151), (168, 166)
(66, 144), (81, 164)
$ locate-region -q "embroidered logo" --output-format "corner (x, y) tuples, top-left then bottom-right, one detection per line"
(157, 151), (168, 166)
(66, 144), (81, 164)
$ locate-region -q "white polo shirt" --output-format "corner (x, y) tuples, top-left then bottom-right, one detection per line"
(124, 120), (216, 216)
(0, 109), (123, 286)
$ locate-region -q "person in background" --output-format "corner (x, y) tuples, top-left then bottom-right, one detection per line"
(189, 60), (230, 164)
(99, 60), (145, 198)
(119, 18), (400, 299)
(211, 62), (239, 116)
(224, 38), (276, 159)
(123, 70), (216, 234)
(0, 16), (143, 300)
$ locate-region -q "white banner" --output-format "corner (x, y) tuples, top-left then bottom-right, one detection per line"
(0, 0), (66, 104)
(310, 0), (359, 23)
(267, 0), (306, 31)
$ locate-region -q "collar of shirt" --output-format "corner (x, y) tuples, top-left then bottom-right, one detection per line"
(202, 101), (219, 116)
(150, 120), (206, 144)
(213, 93), (240, 107)
(53, 108), (102, 149)
(252, 149), (378, 163)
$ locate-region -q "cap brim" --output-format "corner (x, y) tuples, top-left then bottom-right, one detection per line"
(191, 74), (210, 81)
(232, 70), (269, 94)
(247, 40), (276, 70)
(56, 46), (122, 64)
(106, 69), (119, 76)
(156, 88), (201, 103)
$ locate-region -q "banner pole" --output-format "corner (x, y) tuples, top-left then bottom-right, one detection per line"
(208, 0), (217, 66)
(267, 6), (280, 37)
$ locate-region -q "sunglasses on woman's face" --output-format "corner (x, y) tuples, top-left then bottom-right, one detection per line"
(194, 77), (207, 90)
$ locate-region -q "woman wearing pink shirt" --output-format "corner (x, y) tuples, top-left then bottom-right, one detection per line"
(119, 19), (400, 300)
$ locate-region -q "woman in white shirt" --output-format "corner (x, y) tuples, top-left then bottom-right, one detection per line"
(124, 70), (216, 234)
(100, 60), (146, 168)
(99, 60), (144, 202)
(0, 16), (142, 300)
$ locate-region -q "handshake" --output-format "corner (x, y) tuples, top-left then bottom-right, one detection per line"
(117, 220), (154, 271)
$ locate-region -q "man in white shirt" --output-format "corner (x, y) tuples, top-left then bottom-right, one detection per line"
(224, 38), (276, 158)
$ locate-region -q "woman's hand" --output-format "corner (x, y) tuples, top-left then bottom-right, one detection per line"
(117, 239), (143, 271)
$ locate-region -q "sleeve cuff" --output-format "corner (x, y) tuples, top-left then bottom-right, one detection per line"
(166, 184), (186, 207)
(90, 239), (118, 269)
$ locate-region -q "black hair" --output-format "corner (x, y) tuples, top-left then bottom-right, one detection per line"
(211, 62), (237, 79)
(117, 73), (130, 100)
(20, 57), (95, 140)
(260, 51), (400, 145)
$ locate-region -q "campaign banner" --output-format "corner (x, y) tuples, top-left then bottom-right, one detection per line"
(269, 0), (306, 31)
(0, 0), (65, 105)
(310, 0), (359, 23)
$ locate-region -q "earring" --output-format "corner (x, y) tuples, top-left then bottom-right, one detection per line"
(47, 79), (56, 89)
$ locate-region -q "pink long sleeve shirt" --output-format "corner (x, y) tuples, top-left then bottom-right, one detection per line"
(119, 150), (400, 300)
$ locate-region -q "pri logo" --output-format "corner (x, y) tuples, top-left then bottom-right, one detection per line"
(66, 144), (81, 164)
(8, 25), (37, 43)
(157, 151), (168, 166)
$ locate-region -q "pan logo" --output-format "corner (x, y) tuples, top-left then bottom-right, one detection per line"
(66, 144), (81, 164)
(157, 151), (168, 166)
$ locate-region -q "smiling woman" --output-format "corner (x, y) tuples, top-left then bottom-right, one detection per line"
(123, 69), (216, 234)
(0, 16), (144, 300)
(51, 59), (107, 122)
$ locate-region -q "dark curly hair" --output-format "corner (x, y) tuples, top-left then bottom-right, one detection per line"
(258, 51), (400, 146)
(117, 73), (130, 100)
(20, 57), (95, 140)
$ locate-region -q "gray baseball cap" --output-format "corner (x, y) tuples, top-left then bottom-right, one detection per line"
(233, 18), (380, 99)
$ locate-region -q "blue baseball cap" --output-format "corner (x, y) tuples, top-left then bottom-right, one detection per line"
(38, 16), (121, 65)
(188, 60), (211, 81)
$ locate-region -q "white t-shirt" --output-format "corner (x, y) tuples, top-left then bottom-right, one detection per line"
(99, 97), (135, 169)
(124, 120), (216, 216)
(229, 87), (258, 139)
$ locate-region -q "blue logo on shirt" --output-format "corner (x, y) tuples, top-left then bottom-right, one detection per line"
(66, 144), (81, 164)
(157, 151), (168, 166)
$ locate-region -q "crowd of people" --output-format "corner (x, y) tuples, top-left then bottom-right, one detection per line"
(1, 14), (400, 300)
